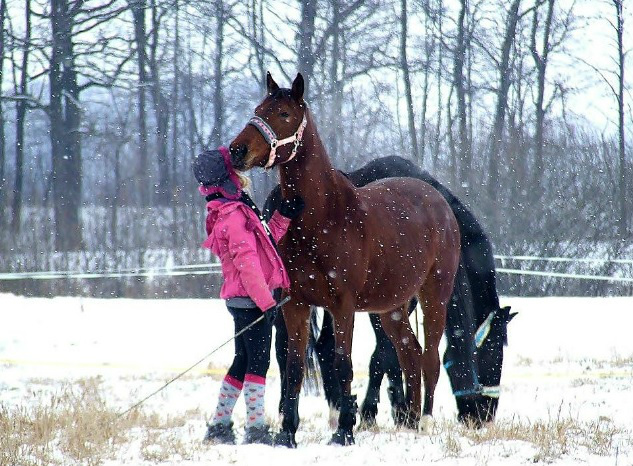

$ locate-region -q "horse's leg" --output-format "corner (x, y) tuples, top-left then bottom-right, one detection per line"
(315, 309), (341, 419)
(378, 304), (424, 429)
(275, 300), (311, 448)
(273, 311), (289, 415)
(359, 313), (385, 426)
(385, 299), (418, 426)
(418, 265), (453, 432)
(329, 311), (357, 445)
(384, 343), (407, 426)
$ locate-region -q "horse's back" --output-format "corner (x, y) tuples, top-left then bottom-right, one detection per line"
(359, 176), (456, 229)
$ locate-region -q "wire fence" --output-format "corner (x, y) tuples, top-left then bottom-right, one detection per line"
(1, 254), (632, 297)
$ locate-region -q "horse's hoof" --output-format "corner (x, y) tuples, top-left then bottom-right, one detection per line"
(392, 404), (408, 427)
(359, 405), (378, 428)
(419, 415), (434, 433)
(328, 429), (355, 446)
(273, 431), (297, 448)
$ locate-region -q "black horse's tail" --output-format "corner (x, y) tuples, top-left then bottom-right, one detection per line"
(303, 306), (322, 395)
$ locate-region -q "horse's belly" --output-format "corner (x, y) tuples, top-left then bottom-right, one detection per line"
(356, 255), (432, 311)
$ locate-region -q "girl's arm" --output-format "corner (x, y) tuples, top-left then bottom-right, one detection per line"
(267, 211), (291, 243)
(220, 214), (277, 311)
(269, 195), (305, 242)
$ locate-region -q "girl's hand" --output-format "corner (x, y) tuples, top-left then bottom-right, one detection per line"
(278, 196), (305, 219)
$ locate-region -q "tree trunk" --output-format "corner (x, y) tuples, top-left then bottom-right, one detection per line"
(614, 0), (627, 235)
(400, 0), (420, 163)
(329, 0), (342, 162)
(149, 0), (170, 205)
(453, 0), (470, 187)
(297, 0), (317, 97)
(433, 0), (444, 172)
(0, 0), (6, 227)
(420, 7), (433, 166)
(488, 0), (522, 201)
(171, 0), (181, 247)
(50, 0), (83, 251)
(530, 0), (554, 196)
(11, 0), (31, 233)
(130, 0), (150, 206)
(210, 0), (224, 147)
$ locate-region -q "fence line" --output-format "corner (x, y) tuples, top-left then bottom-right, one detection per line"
(0, 255), (632, 282)
(496, 268), (633, 283)
(494, 255), (633, 265)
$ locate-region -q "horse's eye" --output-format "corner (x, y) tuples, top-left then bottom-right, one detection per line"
(280, 112), (290, 118)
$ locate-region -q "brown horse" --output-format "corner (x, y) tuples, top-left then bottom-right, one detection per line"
(230, 73), (461, 447)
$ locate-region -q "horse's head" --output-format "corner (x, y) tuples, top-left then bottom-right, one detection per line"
(230, 72), (307, 171)
(457, 306), (517, 427)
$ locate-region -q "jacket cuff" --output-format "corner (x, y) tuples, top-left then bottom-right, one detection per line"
(259, 294), (277, 312)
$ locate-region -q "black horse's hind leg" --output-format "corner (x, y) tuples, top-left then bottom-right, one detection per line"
(274, 312), (289, 415)
(315, 310), (341, 411)
(360, 313), (407, 426)
(359, 323), (384, 425)
(329, 311), (357, 446)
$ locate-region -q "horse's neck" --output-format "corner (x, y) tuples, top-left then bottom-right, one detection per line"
(279, 112), (352, 220)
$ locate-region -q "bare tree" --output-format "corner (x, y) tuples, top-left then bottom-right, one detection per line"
(48, 0), (84, 250)
(400, 0), (420, 163)
(529, 0), (555, 192)
(11, 0), (31, 233)
(148, 0), (171, 205)
(129, 0), (150, 206)
(487, 0), (522, 201)
(298, 0), (318, 97)
(453, 0), (470, 188)
(46, 0), (128, 250)
(210, 0), (225, 147)
(0, 0), (6, 226)
(612, 0), (628, 235)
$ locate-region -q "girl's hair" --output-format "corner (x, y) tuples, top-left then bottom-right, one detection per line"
(237, 173), (251, 191)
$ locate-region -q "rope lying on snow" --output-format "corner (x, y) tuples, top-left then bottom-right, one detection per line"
(116, 296), (290, 418)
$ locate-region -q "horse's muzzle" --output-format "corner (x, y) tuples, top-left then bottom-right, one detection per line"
(230, 144), (248, 170)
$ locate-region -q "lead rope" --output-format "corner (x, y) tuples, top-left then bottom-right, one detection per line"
(117, 295), (291, 419)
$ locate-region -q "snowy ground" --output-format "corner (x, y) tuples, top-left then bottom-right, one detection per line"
(1, 294), (632, 465)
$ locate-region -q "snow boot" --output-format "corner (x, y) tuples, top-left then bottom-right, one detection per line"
(203, 422), (236, 445)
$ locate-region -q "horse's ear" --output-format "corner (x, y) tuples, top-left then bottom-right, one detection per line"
(267, 71), (279, 95)
(291, 73), (305, 102)
(508, 311), (518, 323)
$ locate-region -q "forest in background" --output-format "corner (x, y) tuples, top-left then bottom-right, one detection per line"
(0, 0), (631, 298)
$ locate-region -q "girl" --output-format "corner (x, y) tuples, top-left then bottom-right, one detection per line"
(192, 146), (303, 445)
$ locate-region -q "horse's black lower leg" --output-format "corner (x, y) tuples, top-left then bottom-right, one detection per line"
(359, 345), (383, 425)
(277, 362), (301, 448)
(315, 310), (341, 409)
(274, 313), (289, 415)
(329, 314), (357, 446)
(384, 351), (407, 426)
(274, 302), (310, 448)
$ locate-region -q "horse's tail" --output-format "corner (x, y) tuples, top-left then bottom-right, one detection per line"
(303, 306), (322, 395)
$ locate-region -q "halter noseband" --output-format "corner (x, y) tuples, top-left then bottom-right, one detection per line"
(247, 110), (308, 169)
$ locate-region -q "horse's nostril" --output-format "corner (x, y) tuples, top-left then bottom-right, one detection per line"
(231, 144), (247, 158)
(230, 144), (248, 168)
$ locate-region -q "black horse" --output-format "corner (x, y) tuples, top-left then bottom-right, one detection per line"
(264, 156), (516, 427)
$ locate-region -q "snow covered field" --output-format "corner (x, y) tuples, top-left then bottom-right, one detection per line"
(1, 294), (632, 465)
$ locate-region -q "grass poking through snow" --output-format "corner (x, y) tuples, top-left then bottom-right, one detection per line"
(1, 377), (630, 465)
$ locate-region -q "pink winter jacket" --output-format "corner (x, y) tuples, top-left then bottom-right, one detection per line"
(202, 199), (291, 311)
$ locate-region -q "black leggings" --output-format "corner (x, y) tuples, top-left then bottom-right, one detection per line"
(226, 306), (272, 381)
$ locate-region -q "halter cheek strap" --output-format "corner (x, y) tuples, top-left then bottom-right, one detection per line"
(248, 111), (308, 169)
